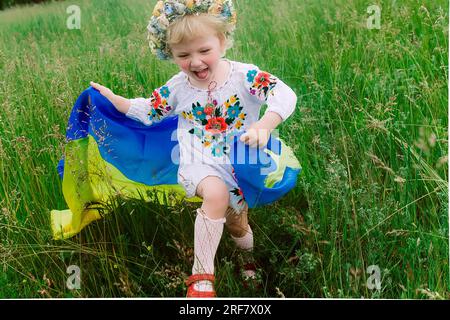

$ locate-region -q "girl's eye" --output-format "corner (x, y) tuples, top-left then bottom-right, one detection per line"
(201, 49), (210, 53)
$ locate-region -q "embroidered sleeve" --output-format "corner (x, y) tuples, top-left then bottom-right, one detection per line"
(126, 76), (178, 126)
(246, 68), (278, 102)
(245, 65), (297, 121)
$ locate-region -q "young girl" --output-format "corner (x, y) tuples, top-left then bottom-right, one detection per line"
(90, 0), (297, 298)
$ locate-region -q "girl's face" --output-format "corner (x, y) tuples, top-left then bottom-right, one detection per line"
(170, 30), (226, 87)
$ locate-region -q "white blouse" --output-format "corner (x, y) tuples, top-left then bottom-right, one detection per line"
(126, 59), (297, 167)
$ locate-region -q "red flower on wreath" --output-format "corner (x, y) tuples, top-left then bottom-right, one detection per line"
(205, 117), (228, 134)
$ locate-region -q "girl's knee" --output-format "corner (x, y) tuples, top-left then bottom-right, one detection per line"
(197, 176), (230, 208)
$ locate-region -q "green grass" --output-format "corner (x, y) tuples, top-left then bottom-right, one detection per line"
(0, 0), (448, 298)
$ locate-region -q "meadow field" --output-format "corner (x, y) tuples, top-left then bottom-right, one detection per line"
(0, 0), (448, 298)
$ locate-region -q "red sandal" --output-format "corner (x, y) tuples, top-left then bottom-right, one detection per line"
(243, 262), (257, 274)
(185, 274), (216, 298)
(237, 262), (262, 290)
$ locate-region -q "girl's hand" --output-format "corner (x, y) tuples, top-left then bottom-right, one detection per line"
(90, 81), (115, 100)
(239, 121), (271, 148)
(89, 81), (131, 114)
(240, 112), (283, 148)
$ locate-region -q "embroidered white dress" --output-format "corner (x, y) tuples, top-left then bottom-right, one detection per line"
(126, 59), (297, 213)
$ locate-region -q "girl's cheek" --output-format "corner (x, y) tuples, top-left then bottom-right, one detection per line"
(205, 53), (220, 67)
(181, 61), (190, 70)
(176, 59), (190, 72)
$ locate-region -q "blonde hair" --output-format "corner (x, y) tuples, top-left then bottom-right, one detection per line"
(167, 13), (234, 59)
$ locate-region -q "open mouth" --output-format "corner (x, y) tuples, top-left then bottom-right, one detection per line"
(193, 68), (209, 80)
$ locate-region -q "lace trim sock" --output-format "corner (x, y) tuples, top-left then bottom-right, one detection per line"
(192, 208), (225, 292)
(230, 225), (256, 278)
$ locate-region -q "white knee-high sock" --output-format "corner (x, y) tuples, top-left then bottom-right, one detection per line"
(192, 208), (225, 291)
(230, 224), (254, 252)
(231, 225), (256, 278)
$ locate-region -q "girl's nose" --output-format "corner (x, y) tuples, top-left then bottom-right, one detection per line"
(190, 56), (203, 68)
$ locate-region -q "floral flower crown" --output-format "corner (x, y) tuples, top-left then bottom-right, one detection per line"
(147, 0), (237, 60)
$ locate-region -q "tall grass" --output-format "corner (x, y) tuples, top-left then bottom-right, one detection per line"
(0, 0), (448, 298)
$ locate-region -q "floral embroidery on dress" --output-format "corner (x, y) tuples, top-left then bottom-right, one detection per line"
(148, 86), (173, 122)
(230, 187), (245, 207)
(181, 94), (247, 157)
(246, 69), (277, 101)
(230, 167), (245, 206)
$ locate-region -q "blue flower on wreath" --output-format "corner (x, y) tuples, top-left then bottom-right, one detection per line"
(148, 17), (164, 33)
(192, 104), (206, 121)
(164, 3), (174, 15)
(221, 4), (232, 18)
(227, 104), (241, 118)
(160, 86), (170, 98)
(156, 49), (167, 60)
(247, 69), (257, 83)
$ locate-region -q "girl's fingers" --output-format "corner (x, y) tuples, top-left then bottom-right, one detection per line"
(90, 81), (102, 89)
(240, 133), (259, 147)
(249, 140), (259, 148)
(240, 133), (253, 143)
(240, 133), (249, 143)
(239, 131), (262, 148)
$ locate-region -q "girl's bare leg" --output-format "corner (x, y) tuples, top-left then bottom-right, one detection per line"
(196, 176), (230, 219)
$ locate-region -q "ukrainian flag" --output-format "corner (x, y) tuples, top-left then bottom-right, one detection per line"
(50, 88), (301, 240)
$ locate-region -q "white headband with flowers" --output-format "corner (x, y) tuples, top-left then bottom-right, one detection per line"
(147, 0), (237, 60)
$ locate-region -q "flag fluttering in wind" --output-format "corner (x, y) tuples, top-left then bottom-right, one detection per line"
(50, 88), (301, 240)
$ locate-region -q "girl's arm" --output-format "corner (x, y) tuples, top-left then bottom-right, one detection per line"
(240, 66), (297, 148)
(90, 81), (130, 114)
(90, 80), (177, 126)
